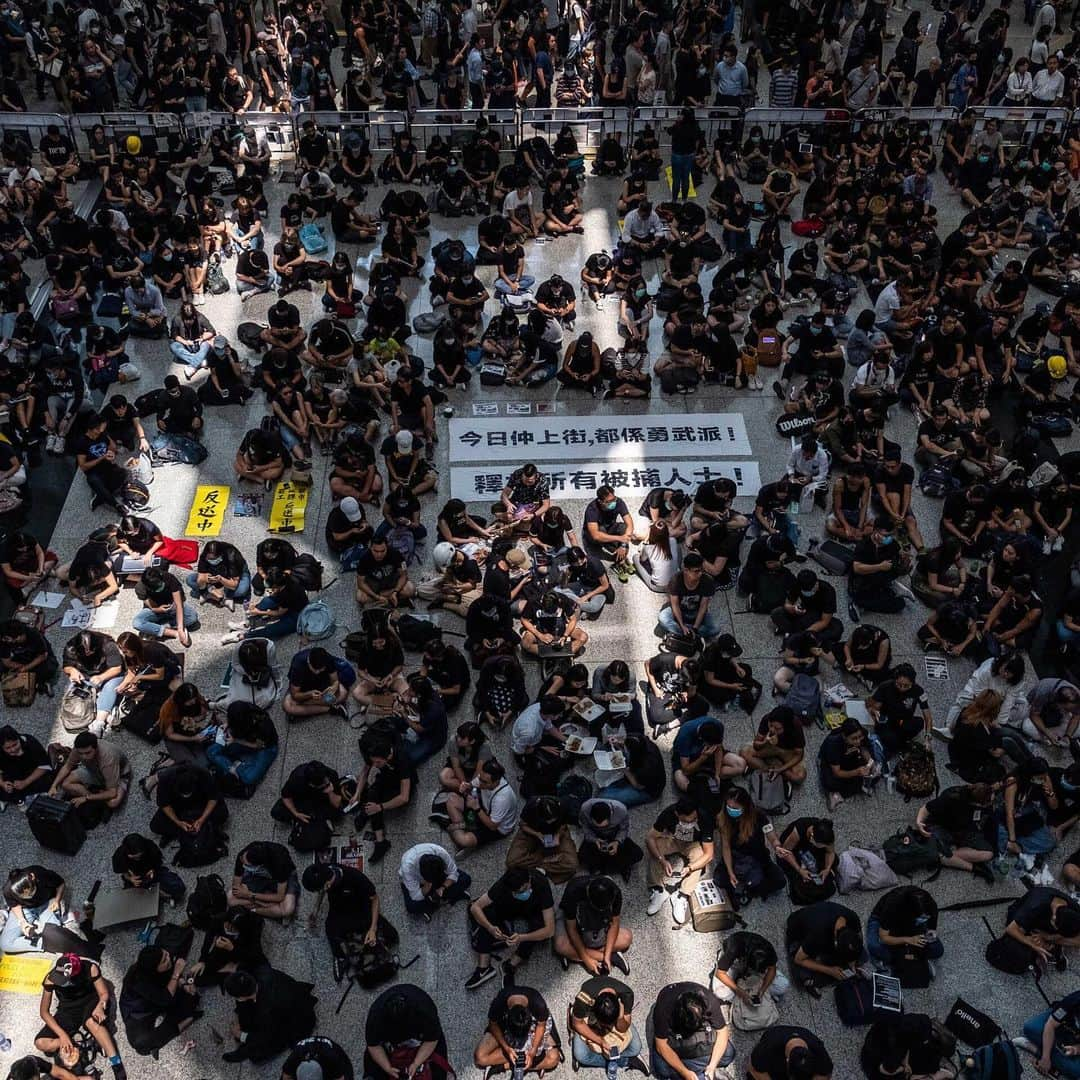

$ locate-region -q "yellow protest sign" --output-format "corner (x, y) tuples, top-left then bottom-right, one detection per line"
(664, 166), (696, 199)
(0, 953), (53, 994)
(185, 485), (229, 537)
(268, 481), (309, 533)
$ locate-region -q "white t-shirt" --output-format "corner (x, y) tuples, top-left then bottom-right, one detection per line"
(873, 282), (901, 324)
(481, 778), (521, 834)
(399, 843), (460, 900)
(503, 189), (533, 216)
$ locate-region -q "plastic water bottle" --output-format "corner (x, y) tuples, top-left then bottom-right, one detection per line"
(606, 1057), (619, 1080)
(0, 1033), (12, 1051)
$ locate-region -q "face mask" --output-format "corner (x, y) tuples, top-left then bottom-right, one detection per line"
(725, 806), (743, 818)
(605, 500), (618, 512)
(205, 556), (222, 566)
(810, 326), (821, 335)
(978, 154), (990, 164)
(800, 588), (815, 598)
(1043, 162), (1053, 171)
(914, 914), (931, 926)
(512, 889), (532, 902)
(673, 819), (696, 842)
(881, 534), (894, 546)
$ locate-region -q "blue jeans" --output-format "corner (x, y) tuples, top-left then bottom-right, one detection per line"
(598, 780), (656, 807)
(670, 152), (694, 201)
(132, 601), (199, 638)
(169, 341), (210, 370)
(1058, 619), (1080, 643)
(206, 741), (278, 790)
(399, 871), (472, 915)
(866, 917), (945, 964)
(650, 1044), (734, 1079)
(997, 822), (1057, 857)
(1024, 1011), (1080, 1079)
(574, 1025), (642, 1068)
(658, 606), (721, 639)
(246, 595), (299, 640)
(186, 569), (251, 602)
(95, 674), (124, 716)
(494, 274), (536, 296)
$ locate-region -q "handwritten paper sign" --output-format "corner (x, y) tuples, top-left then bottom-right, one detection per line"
(268, 481), (309, 533)
(185, 485), (229, 537)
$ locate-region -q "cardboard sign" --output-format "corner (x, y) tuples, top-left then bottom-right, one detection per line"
(268, 481), (309, 533)
(185, 485), (229, 537)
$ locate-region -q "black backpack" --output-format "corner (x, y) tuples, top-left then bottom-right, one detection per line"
(395, 613), (443, 651)
(186, 873), (228, 930)
(291, 553), (324, 591)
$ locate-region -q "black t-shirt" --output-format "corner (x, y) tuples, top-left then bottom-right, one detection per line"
(750, 1027), (833, 1080)
(0, 733), (49, 783)
(870, 678), (928, 735)
(486, 867), (554, 924)
(789, 901), (861, 961)
(926, 785), (987, 833)
(1009, 886), (1076, 934)
(559, 873), (623, 929)
(2, 864), (62, 908)
(140, 571), (185, 607)
(488, 985), (550, 1026)
(235, 841), (295, 884)
(282, 1037), (353, 1080)
(874, 462), (915, 498)
(366, 984), (442, 1045)
(871, 886), (937, 936)
(669, 572), (717, 618)
(652, 981), (725, 1044)
(355, 548), (405, 591)
(714, 930), (778, 978)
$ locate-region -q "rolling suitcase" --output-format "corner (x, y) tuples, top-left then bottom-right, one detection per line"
(27, 795), (86, 855)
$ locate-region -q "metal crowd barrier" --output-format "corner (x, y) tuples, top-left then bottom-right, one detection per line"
(408, 107), (519, 151)
(742, 106), (851, 143)
(520, 105), (632, 152)
(967, 104), (1070, 146)
(632, 105), (741, 148)
(0, 111), (71, 166)
(183, 110), (296, 161)
(66, 111), (184, 163)
(0, 105), (1075, 168)
(852, 105), (958, 145)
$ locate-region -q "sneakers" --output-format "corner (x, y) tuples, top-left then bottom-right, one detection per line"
(45, 433), (58, 454)
(646, 888), (667, 916)
(501, 958), (516, 987)
(772, 380), (786, 401)
(972, 861), (995, 884)
(893, 581), (916, 602)
(328, 704), (348, 721)
(1012, 1037), (1039, 1056)
(626, 1055), (650, 1075)
(612, 950), (630, 975)
(612, 562), (632, 584)
(670, 893), (689, 925)
(753, 374), (763, 390)
(1054, 535), (1065, 552)
(465, 964), (497, 990)
(827, 792), (844, 812)
(1043, 537), (1054, 556)
(332, 956), (347, 983)
(227, 619), (251, 631)
(931, 725), (953, 742)
(369, 839), (391, 863)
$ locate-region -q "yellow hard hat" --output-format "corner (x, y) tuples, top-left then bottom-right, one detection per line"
(125, 135), (141, 155)
(1048, 354), (1068, 380)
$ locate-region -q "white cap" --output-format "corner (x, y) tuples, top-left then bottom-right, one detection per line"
(297, 1063), (324, 1080)
(433, 542), (456, 570)
(395, 430), (413, 452)
(340, 496), (362, 522)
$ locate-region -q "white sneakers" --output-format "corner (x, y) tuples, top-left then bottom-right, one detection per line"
(1044, 536), (1065, 554)
(670, 894), (689, 925)
(646, 887), (690, 924)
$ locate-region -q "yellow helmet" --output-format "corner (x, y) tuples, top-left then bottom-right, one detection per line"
(125, 135), (141, 155)
(1048, 354), (1068, 380)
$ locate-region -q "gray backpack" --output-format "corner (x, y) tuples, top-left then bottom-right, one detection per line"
(60, 684), (96, 733)
(748, 769), (790, 815)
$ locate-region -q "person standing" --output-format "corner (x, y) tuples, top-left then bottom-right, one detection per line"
(667, 107), (701, 203)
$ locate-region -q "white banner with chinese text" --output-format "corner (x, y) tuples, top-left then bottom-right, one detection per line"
(450, 460), (762, 501)
(448, 413), (751, 462)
